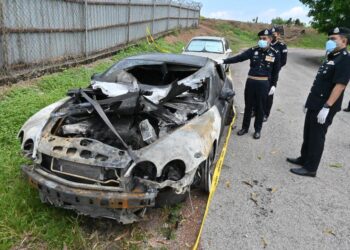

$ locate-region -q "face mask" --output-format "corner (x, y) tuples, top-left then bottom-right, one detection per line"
(326, 40), (337, 53)
(258, 40), (268, 48)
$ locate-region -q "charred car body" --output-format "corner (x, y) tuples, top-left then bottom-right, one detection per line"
(19, 53), (235, 224)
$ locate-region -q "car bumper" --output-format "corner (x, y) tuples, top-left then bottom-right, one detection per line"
(22, 165), (158, 223)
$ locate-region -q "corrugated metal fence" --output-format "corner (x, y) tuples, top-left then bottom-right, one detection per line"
(0, 0), (201, 82)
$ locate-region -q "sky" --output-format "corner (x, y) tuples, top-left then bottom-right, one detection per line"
(197, 0), (312, 24)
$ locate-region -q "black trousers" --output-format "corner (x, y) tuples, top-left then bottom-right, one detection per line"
(300, 109), (336, 172)
(242, 79), (269, 132)
(265, 94), (274, 117)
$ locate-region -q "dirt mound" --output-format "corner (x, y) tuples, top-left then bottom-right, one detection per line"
(165, 19), (221, 44)
(165, 18), (313, 45)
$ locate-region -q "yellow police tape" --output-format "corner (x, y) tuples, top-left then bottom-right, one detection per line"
(143, 31), (236, 248)
(193, 104), (237, 250)
(146, 26), (171, 53)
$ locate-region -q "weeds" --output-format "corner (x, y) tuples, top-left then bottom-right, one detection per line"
(0, 37), (182, 249)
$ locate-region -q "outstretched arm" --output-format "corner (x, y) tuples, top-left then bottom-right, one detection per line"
(223, 49), (252, 64)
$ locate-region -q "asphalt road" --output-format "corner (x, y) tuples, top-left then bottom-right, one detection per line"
(201, 48), (350, 250)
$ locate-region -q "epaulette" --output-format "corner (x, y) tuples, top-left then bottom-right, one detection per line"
(270, 47), (279, 54)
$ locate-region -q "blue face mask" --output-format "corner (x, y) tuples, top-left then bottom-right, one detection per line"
(326, 40), (337, 53)
(258, 40), (268, 48)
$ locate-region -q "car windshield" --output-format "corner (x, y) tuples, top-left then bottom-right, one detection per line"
(186, 39), (224, 54)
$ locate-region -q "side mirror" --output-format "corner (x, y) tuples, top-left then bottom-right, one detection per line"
(226, 48), (232, 54)
(219, 88), (235, 101)
(91, 72), (102, 80)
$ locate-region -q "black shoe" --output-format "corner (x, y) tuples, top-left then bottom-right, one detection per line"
(344, 107), (350, 112)
(286, 157), (304, 167)
(237, 128), (248, 136)
(263, 116), (268, 122)
(290, 168), (316, 177)
(253, 131), (261, 139)
(251, 111), (255, 118)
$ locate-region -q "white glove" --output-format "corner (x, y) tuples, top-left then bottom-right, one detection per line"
(317, 107), (330, 124)
(268, 86), (276, 96)
(216, 59), (224, 64)
(303, 105), (307, 114)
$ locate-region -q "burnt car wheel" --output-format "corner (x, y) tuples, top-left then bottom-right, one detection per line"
(224, 101), (235, 126)
(199, 147), (216, 193)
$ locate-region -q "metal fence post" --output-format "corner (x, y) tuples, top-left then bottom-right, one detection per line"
(84, 0), (88, 58)
(167, 0), (171, 31)
(151, 0), (155, 35)
(0, 0), (8, 72)
(127, 0), (131, 43)
(186, 7), (189, 28)
(178, 3), (181, 28)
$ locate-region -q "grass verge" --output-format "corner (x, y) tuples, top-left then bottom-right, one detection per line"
(288, 31), (327, 49)
(214, 22), (257, 53)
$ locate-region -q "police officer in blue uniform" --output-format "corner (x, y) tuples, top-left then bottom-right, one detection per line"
(264, 26), (288, 120)
(217, 29), (281, 139)
(288, 27), (350, 177)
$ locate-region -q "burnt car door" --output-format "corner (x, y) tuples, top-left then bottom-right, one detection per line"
(212, 64), (235, 133)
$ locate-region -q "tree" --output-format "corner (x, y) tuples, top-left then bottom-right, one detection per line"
(294, 18), (303, 26)
(300, 0), (350, 32)
(271, 17), (285, 25)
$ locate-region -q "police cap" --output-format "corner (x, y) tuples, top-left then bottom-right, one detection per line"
(328, 27), (350, 45)
(258, 29), (272, 37)
(271, 26), (283, 34)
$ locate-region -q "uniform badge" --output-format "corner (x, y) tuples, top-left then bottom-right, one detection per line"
(264, 30), (269, 35)
(334, 27), (340, 33)
(265, 56), (275, 62)
(254, 51), (259, 55)
(327, 61), (335, 65)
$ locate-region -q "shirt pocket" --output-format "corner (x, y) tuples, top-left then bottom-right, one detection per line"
(319, 64), (335, 80)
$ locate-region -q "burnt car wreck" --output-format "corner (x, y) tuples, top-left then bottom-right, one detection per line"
(19, 54), (235, 224)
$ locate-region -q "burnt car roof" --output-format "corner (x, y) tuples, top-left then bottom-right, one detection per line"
(124, 53), (209, 67)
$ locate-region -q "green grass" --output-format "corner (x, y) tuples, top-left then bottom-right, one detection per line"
(215, 22), (257, 53)
(0, 37), (184, 249)
(215, 21), (327, 51)
(288, 31), (327, 49)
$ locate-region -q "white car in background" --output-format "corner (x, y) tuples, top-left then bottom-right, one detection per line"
(182, 36), (232, 71)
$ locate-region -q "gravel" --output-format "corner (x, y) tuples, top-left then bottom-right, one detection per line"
(201, 48), (350, 250)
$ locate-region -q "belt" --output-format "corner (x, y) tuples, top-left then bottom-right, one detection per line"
(248, 76), (268, 81)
